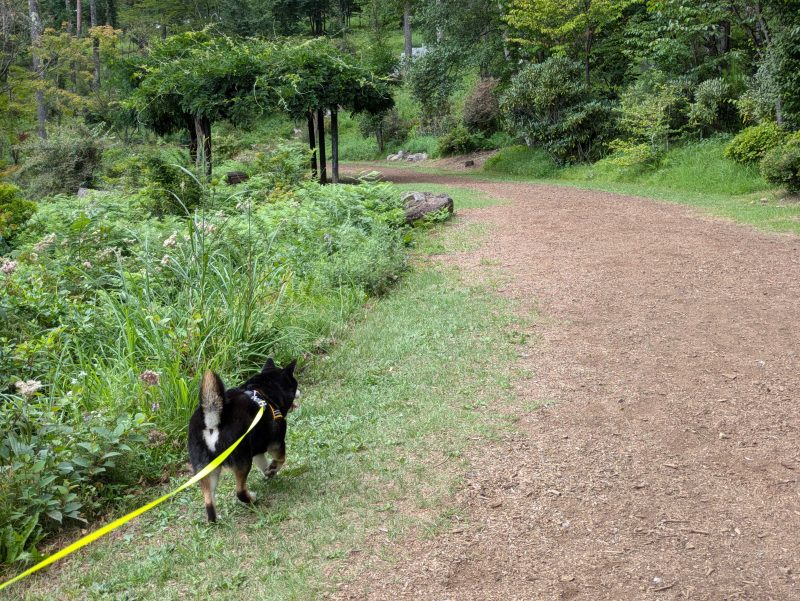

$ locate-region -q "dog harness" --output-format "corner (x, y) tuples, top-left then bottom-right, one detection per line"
(246, 390), (283, 421)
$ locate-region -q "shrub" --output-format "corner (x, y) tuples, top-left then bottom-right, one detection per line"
(760, 133), (800, 192)
(615, 71), (687, 157)
(0, 395), (148, 563)
(687, 78), (736, 134)
(141, 150), (204, 215)
(724, 122), (788, 164)
(437, 125), (486, 156)
(14, 127), (105, 198)
(500, 57), (615, 163)
(463, 77), (500, 134)
(0, 183), (36, 248)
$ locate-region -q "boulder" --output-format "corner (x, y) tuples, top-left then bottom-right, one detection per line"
(405, 152), (428, 162)
(401, 191), (454, 223)
(226, 171), (249, 185)
(77, 187), (92, 198)
(464, 160), (475, 167)
(387, 150), (407, 162)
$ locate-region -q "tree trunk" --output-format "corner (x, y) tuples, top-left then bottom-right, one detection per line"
(28, 0), (47, 139)
(186, 114), (198, 164)
(76, 0), (82, 35)
(331, 107), (339, 184)
(65, 0), (73, 33)
(307, 111), (318, 178)
(105, 0), (116, 26)
(194, 116), (212, 176)
(403, 2), (412, 60)
(316, 108), (327, 184)
(89, 0), (99, 90)
(436, 0), (443, 43)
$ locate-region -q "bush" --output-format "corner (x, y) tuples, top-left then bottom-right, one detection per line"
(0, 183), (36, 249)
(463, 77), (500, 134)
(724, 122), (787, 164)
(688, 78), (735, 134)
(437, 125), (486, 156)
(141, 150), (204, 215)
(760, 133), (800, 192)
(14, 127), (105, 198)
(500, 57), (615, 163)
(0, 395), (148, 563)
(615, 71), (688, 157)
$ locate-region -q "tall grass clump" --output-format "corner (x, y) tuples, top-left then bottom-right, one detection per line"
(0, 175), (407, 563)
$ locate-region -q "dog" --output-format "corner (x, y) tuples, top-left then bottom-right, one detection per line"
(188, 358), (299, 522)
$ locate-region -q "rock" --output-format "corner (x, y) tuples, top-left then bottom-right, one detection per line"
(405, 152), (428, 162)
(464, 160), (475, 167)
(226, 171), (249, 185)
(401, 191), (454, 223)
(77, 187), (92, 198)
(387, 150), (407, 161)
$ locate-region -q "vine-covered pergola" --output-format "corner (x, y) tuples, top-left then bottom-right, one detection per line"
(130, 33), (393, 183)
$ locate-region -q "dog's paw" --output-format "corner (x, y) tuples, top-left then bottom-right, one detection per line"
(236, 490), (256, 504)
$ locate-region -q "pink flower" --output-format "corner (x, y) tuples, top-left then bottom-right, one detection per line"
(1, 259), (17, 275)
(163, 232), (178, 248)
(82, 261), (93, 269)
(15, 379), (43, 396)
(160, 254), (170, 266)
(33, 233), (56, 252)
(139, 370), (161, 387)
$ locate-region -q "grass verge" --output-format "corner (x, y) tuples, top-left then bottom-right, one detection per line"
(7, 192), (529, 601)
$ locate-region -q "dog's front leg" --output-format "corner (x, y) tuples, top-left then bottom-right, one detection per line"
(253, 453), (272, 478)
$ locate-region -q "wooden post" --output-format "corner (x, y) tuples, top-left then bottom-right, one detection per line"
(317, 108), (327, 184)
(331, 108), (339, 184)
(307, 111), (318, 179)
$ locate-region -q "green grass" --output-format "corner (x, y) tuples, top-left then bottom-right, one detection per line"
(479, 138), (800, 235)
(6, 209), (530, 601)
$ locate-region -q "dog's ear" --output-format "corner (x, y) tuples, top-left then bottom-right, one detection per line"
(284, 359), (297, 376)
(262, 357), (276, 372)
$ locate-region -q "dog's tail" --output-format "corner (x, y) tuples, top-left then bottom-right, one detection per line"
(200, 371), (225, 426)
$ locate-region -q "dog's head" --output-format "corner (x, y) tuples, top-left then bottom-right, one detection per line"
(251, 357), (300, 415)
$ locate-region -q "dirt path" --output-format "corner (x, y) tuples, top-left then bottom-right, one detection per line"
(334, 168), (800, 600)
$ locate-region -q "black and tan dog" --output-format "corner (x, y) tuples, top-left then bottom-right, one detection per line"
(188, 358), (299, 522)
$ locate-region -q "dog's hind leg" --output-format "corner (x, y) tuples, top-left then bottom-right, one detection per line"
(265, 442), (286, 479)
(253, 453), (271, 478)
(233, 463), (256, 504)
(199, 467), (221, 522)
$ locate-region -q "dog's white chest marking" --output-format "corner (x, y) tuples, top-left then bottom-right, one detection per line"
(204, 409), (221, 451)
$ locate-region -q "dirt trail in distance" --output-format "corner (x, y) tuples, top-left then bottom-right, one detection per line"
(334, 167), (800, 600)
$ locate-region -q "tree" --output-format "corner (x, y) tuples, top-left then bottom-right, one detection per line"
(505, 0), (638, 84)
(130, 32), (271, 174)
(28, 0), (47, 139)
(500, 55), (615, 162)
(267, 38), (393, 183)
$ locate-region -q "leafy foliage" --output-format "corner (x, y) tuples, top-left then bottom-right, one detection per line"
(760, 133), (800, 193)
(0, 184), (36, 248)
(500, 57), (615, 163)
(13, 127), (105, 198)
(463, 77), (501, 135)
(0, 179), (408, 562)
(724, 122), (788, 164)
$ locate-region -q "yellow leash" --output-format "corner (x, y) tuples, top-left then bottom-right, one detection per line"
(0, 405), (265, 593)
